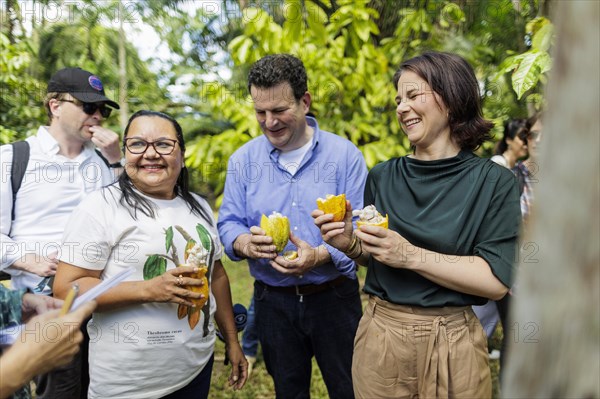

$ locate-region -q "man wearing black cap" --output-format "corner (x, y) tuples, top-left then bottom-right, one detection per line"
(0, 67), (122, 398)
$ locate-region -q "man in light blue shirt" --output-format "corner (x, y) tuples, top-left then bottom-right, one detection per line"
(218, 54), (367, 399)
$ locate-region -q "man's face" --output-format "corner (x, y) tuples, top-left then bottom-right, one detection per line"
(50, 95), (106, 143)
(250, 82), (311, 152)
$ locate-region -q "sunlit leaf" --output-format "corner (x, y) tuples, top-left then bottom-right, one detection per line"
(531, 23), (554, 52)
(512, 51), (550, 99)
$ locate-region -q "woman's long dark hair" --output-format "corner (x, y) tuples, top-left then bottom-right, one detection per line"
(117, 110), (211, 223)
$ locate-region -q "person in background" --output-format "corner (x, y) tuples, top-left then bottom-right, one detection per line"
(495, 112), (543, 380)
(514, 112), (544, 223)
(313, 51), (521, 398)
(53, 110), (246, 398)
(474, 117), (530, 361)
(0, 67), (122, 399)
(491, 119), (530, 169)
(0, 286), (95, 399)
(218, 54), (368, 399)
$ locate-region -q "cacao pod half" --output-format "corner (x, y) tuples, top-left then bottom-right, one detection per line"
(260, 212), (290, 253)
(354, 205), (389, 229)
(316, 193), (346, 222)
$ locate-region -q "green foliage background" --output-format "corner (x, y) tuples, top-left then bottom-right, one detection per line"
(1, 0), (554, 205)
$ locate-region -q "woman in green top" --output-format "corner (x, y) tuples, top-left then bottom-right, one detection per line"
(313, 51), (521, 398)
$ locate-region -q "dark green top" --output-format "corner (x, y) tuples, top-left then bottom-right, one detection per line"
(362, 150), (521, 307)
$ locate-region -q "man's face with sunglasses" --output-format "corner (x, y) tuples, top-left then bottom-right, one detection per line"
(61, 99), (112, 118)
(53, 96), (113, 142)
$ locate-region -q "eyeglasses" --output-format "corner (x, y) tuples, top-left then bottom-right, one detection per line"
(60, 99), (112, 118)
(124, 138), (178, 155)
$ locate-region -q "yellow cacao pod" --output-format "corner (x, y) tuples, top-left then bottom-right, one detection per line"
(260, 212), (290, 253)
(176, 265), (209, 329)
(187, 266), (209, 308)
(316, 194), (346, 222)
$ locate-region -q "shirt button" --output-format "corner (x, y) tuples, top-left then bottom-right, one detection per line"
(294, 227), (298, 231)
(292, 202), (296, 206)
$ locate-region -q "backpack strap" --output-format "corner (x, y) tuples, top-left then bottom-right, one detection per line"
(10, 141), (30, 221)
(0, 141), (30, 281)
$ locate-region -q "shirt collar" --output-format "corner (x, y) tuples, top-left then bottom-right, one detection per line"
(265, 115), (321, 158)
(37, 126), (96, 159)
(37, 126), (60, 155)
(307, 116), (321, 148)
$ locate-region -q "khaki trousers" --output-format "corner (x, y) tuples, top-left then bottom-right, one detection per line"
(352, 296), (491, 399)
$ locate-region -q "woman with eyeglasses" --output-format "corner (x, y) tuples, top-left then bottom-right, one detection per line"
(312, 52), (521, 398)
(54, 110), (247, 398)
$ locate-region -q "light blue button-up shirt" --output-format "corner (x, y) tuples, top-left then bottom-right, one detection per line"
(218, 117), (368, 286)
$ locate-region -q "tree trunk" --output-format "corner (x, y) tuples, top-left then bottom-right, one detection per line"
(502, 1), (600, 398)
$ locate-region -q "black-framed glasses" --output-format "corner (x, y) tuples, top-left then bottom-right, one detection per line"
(124, 138), (178, 155)
(61, 99), (112, 118)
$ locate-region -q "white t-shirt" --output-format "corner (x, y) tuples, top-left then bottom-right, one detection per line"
(278, 139), (312, 176)
(490, 154), (508, 168)
(60, 185), (222, 399)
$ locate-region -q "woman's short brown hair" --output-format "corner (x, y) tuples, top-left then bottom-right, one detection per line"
(393, 51), (493, 151)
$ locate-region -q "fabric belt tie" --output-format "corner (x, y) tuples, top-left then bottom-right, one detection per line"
(423, 315), (450, 398)
(257, 275), (346, 296)
(369, 296), (471, 399)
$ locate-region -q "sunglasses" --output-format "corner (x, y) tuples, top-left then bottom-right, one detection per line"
(61, 99), (112, 118)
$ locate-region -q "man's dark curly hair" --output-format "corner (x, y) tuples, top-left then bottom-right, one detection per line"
(247, 54), (308, 100)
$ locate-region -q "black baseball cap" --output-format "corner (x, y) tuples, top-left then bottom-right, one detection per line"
(47, 67), (120, 109)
